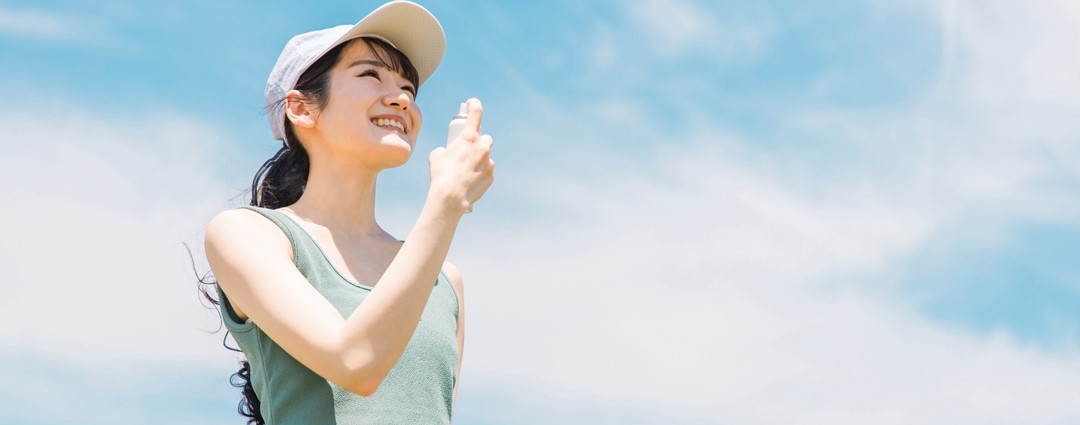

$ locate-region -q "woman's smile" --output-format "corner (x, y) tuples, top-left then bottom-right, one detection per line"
(370, 114), (408, 135)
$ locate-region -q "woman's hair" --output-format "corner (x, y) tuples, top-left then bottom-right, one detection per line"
(196, 36), (420, 425)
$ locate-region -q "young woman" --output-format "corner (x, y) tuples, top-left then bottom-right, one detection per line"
(203, 2), (493, 423)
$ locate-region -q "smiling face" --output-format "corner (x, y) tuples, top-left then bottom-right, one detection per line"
(303, 38), (424, 169)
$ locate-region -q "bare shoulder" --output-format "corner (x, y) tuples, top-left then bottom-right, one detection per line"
(206, 208), (289, 252)
(206, 207), (276, 234)
(204, 208), (294, 278)
(204, 208), (295, 320)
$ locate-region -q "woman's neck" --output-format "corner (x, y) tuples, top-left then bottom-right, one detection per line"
(287, 153), (386, 237)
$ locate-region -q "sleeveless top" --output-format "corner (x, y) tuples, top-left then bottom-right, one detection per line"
(216, 206), (459, 424)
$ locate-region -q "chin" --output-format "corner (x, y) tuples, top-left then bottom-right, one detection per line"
(378, 139), (414, 168)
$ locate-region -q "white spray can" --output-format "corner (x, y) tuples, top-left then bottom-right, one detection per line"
(446, 102), (474, 213)
(446, 102), (468, 146)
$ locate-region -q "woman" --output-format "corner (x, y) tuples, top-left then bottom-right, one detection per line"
(203, 2), (493, 423)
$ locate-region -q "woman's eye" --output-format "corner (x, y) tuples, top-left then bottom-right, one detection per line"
(402, 86), (416, 97)
(359, 69), (380, 79)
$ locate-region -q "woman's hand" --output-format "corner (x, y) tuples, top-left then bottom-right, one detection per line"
(428, 98), (495, 214)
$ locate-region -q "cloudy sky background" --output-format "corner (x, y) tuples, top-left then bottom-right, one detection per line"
(2, 0), (1079, 423)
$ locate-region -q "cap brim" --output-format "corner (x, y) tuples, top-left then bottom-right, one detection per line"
(334, 1), (445, 86)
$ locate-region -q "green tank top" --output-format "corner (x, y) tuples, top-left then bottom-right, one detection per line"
(216, 206), (459, 424)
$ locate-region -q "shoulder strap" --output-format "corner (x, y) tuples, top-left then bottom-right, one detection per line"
(237, 205), (303, 254)
(238, 205), (290, 229)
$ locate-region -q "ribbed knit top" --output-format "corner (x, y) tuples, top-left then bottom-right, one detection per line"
(217, 206), (459, 424)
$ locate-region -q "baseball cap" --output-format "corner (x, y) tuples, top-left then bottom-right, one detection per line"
(265, 1), (446, 144)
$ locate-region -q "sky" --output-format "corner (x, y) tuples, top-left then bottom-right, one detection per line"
(1, 0), (1079, 423)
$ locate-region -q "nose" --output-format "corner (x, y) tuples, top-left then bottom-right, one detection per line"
(384, 90), (411, 111)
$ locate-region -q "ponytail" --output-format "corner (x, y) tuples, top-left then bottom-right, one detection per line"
(250, 130), (310, 209)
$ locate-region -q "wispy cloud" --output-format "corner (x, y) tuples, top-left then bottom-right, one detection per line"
(0, 95), (246, 367)
(454, 133), (1080, 422)
(0, 349), (237, 425)
(448, 0), (1080, 422)
(624, 0), (774, 60)
(0, 7), (89, 42)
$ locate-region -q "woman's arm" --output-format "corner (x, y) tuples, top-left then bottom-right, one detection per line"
(207, 100), (492, 397)
(206, 193), (463, 396)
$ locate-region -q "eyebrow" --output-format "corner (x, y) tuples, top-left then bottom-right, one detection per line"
(347, 59), (390, 69)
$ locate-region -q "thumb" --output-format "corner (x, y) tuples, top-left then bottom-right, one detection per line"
(464, 98), (483, 135)
(429, 146), (446, 160)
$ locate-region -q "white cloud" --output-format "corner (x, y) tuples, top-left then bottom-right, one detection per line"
(0, 97), (247, 368)
(0, 7), (94, 42)
(446, 135), (1080, 422)
(624, 0), (774, 60)
(941, 0), (1080, 111)
(446, 0), (1080, 423)
(451, 137), (1080, 423)
(794, 0), (1080, 227)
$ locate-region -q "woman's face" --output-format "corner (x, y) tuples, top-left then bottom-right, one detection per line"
(313, 40), (423, 168)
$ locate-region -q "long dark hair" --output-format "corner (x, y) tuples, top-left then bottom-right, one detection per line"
(196, 36), (420, 425)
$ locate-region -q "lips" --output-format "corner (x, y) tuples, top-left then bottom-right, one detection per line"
(371, 116), (407, 133)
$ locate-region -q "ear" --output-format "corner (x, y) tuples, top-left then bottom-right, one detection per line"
(284, 90), (318, 130)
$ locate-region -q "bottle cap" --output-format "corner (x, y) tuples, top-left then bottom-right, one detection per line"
(453, 102), (467, 119)
(453, 100), (470, 118)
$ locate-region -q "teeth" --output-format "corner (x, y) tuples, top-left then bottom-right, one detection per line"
(371, 118), (405, 132)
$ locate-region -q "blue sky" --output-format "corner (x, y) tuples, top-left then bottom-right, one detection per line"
(2, 0), (1080, 424)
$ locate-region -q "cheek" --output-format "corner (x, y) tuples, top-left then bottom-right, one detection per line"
(412, 109), (423, 135)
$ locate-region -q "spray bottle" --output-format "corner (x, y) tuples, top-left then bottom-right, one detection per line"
(446, 102), (468, 146)
(446, 102), (474, 213)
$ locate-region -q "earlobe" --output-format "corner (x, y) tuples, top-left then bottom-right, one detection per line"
(284, 90), (317, 129)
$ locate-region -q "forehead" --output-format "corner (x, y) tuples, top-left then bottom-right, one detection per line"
(333, 38), (419, 88)
(338, 39), (379, 66)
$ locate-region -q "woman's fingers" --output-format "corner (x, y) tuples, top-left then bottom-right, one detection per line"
(464, 98), (483, 137)
(475, 134), (493, 164)
(429, 146), (446, 164)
